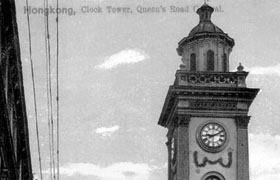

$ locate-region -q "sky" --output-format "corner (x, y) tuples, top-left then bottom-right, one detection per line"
(14, 0), (280, 180)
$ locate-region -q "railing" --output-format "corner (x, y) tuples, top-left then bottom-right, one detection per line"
(175, 70), (248, 88)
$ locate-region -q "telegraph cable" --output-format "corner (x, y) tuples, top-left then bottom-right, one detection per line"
(55, 0), (60, 177)
(25, 0), (43, 179)
(43, 0), (54, 179)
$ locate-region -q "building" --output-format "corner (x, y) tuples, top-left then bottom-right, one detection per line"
(0, 0), (33, 179)
(158, 3), (259, 180)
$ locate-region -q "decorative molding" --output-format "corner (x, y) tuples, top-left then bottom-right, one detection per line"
(171, 160), (177, 173)
(189, 100), (236, 110)
(169, 137), (177, 176)
(193, 151), (232, 168)
(188, 74), (237, 85)
(235, 116), (251, 129)
(166, 127), (175, 139)
(172, 87), (258, 99)
(175, 71), (249, 88)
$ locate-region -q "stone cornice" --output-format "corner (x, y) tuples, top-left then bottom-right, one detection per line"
(158, 85), (258, 128)
(177, 33), (235, 56)
(171, 86), (259, 100)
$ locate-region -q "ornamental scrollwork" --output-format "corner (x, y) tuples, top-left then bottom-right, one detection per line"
(193, 151), (232, 168)
(190, 101), (236, 110)
(187, 74), (237, 85)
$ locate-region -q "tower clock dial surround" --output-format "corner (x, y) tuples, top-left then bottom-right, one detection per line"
(196, 121), (229, 153)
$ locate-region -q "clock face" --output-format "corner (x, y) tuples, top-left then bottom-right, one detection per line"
(197, 122), (228, 152)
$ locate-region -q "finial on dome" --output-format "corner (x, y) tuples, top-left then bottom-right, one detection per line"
(197, 2), (214, 22)
(237, 63), (244, 71)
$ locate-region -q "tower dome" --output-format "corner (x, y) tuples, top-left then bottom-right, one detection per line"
(188, 3), (224, 36)
(177, 3), (235, 72)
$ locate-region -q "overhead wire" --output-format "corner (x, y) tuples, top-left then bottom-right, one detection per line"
(26, 0), (61, 179)
(46, 0), (56, 179)
(55, 0), (60, 178)
(43, 0), (54, 179)
(25, 0), (43, 179)
(44, 0), (57, 179)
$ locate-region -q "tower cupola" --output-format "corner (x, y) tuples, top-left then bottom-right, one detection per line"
(177, 3), (234, 72)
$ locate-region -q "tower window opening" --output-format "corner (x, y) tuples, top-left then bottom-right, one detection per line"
(223, 53), (227, 72)
(205, 175), (222, 180)
(206, 50), (214, 71)
(190, 53), (196, 71)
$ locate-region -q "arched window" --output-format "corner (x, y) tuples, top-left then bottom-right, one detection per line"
(190, 53), (196, 71)
(206, 50), (214, 71)
(205, 175), (222, 180)
(202, 172), (225, 180)
(223, 53), (227, 72)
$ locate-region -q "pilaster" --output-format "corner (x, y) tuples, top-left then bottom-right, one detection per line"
(166, 127), (175, 180)
(176, 115), (191, 180)
(235, 116), (250, 180)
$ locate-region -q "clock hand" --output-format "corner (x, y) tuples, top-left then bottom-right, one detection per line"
(206, 130), (224, 138)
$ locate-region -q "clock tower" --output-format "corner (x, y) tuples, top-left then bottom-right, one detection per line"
(158, 3), (259, 180)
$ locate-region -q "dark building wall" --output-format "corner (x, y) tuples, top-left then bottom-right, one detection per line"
(0, 0), (33, 179)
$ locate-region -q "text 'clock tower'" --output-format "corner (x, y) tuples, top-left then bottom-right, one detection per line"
(158, 3), (259, 180)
